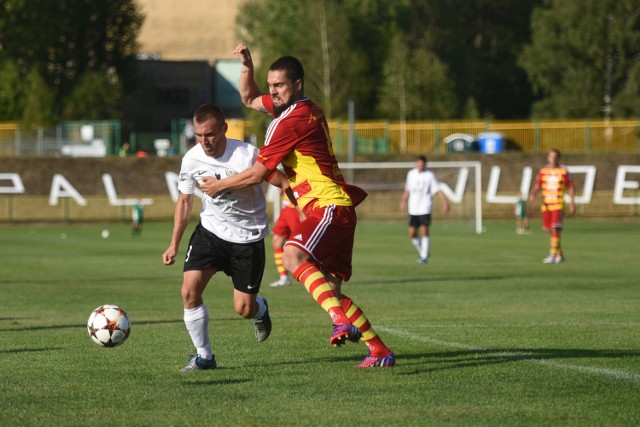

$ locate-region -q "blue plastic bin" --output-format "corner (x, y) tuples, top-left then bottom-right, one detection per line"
(478, 132), (504, 154)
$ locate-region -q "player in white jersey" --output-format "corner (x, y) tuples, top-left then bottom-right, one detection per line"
(162, 104), (292, 372)
(399, 155), (450, 264)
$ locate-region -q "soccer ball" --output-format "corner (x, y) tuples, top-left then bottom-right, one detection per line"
(87, 305), (131, 347)
(101, 229), (110, 239)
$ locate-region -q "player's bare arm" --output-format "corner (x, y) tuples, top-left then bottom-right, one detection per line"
(438, 191), (451, 214)
(265, 168), (291, 191)
(399, 190), (409, 214)
(568, 186), (576, 215)
(267, 172), (306, 221)
(199, 161), (271, 197)
(529, 184), (539, 202)
(233, 44), (267, 112)
(162, 192), (194, 265)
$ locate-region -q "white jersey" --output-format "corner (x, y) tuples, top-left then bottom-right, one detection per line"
(404, 168), (442, 215)
(177, 139), (269, 243)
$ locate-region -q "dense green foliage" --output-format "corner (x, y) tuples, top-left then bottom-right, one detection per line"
(1, 220), (639, 425)
(1, 0), (639, 128)
(0, 0), (143, 124)
(238, 0), (640, 121)
(520, 0), (640, 119)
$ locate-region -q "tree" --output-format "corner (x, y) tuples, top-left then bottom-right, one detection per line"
(62, 71), (124, 120)
(613, 62), (640, 116)
(400, 0), (539, 119)
(21, 69), (56, 127)
(0, 58), (24, 120)
(520, 0), (640, 118)
(237, 0), (367, 119)
(378, 34), (457, 120)
(0, 0), (143, 122)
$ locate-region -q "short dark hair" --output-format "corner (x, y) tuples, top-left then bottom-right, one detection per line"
(417, 155), (427, 163)
(550, 148), (561, 158)
(193, 104), (225, 125)
(269, 56), (304, 83)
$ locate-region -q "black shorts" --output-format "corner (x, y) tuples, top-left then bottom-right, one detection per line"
(409, 214), (432, 228)
(183, 223), (265, 295)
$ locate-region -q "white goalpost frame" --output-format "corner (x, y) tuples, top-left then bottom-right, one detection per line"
(271, 161), (483, 234)
(340, 161), (483, 234)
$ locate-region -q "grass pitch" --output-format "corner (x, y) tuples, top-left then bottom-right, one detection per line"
(1, 219), (639, 426)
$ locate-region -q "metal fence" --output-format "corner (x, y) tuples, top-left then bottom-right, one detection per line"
(1, 118), (638, 157)
(0, 121), (121, 157)
(329, 118), (640, 155)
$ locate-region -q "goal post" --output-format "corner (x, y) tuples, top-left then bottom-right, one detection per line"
(341, 161), (483, 234)
(269, 161), (483, 234)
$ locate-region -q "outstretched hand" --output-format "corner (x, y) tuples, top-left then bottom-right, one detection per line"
(233, 44), (253, 67)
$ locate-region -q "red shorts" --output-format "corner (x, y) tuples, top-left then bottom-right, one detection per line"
(542, 209), (564, 231)
(272, 206), (300, 238)
(284, 203), (357, 282)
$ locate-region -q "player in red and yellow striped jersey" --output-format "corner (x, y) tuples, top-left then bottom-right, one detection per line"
(200, 44), (394, 368)
(529, 149), (575, 263)
(269, 195), (300, 287)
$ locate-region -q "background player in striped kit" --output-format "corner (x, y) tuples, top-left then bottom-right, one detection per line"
(269, 188), (301, 287)
(529, 149), (575, 263)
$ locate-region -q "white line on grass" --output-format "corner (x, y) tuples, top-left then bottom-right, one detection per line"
(377, 326), (640, 383)
(403, 321), (640, 329)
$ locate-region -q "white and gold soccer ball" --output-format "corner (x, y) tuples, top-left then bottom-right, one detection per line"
(87, 305), (131, 347)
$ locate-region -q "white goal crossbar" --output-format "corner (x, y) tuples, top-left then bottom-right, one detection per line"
(341, 161), (483, 234)
(269, 161), (483, 234)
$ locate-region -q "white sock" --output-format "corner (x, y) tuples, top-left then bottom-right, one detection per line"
(254, 297), (267, 319)
(184, 304), (212, 360)
(420, 237), (431, 260)
(411, 237), (421, 254)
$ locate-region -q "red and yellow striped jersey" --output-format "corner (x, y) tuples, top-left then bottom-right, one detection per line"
(535, 165), (573, 211)
(257, 95), (366, 210)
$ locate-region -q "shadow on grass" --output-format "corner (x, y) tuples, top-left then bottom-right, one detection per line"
(0, 317), (243, 333)
(184, 378), (253, 386)
(0, 347), (64, 354)
(354, 275), (509, 286)
(236, 354), (373, 369)
(0, 275), (169, 285)
(394, 348), (640, 375)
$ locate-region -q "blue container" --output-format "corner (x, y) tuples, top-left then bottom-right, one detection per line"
(478, 132), (504, 154)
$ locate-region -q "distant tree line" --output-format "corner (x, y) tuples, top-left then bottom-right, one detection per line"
(0, 0), (143, 127)
(0, 0), (638, 130)
(238, 0), (640, 122)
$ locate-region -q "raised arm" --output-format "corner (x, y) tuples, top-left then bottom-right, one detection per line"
(233, 44), (267, 112)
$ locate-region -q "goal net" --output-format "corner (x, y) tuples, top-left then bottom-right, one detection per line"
(270, 161), (483, 234)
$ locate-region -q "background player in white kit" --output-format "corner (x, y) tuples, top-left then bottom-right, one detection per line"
(400, 155), (450, 264)
(162, 103), (292, 371)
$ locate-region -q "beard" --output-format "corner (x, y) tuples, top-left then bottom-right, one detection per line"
(273, 100), (294, 117)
